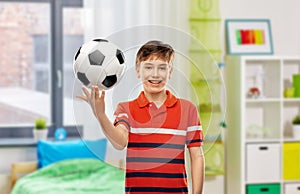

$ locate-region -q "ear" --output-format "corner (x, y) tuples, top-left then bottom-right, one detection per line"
(168, 65), (173, 79)
(136, 65), (141, 78)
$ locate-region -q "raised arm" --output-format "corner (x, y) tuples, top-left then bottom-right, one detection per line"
(76, 85), (128, 150)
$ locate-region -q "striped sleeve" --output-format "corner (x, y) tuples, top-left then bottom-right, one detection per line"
(113, 103), (130, 130)
(186, 104), (203, 148)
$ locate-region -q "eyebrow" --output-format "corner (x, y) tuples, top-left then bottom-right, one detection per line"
(143, 63), (168, 66)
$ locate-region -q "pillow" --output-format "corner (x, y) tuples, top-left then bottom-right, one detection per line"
(37, 139), (107, 168)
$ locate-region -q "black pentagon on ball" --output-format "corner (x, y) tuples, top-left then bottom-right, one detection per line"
(77, 72), (90, 86)
(88, 50), (105, 66)
(74, 46), (81, 61)
(116, 49), (125, 64)
(93, 39), (108, 42)
(102, 75), (117, 88)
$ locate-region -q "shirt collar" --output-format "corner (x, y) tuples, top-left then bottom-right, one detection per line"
(137, 90), (178, 108)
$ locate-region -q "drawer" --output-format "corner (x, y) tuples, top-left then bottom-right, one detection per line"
(247, 184), (280, 194)
(246, 143), (281, 182)
(285, 183), (300, 194)
(283, 143), (300, 180)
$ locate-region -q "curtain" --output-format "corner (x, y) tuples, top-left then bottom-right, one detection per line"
(80, 0), (191, 164)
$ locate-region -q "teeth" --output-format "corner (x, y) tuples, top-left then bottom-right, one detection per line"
(149, 80), (161, 84)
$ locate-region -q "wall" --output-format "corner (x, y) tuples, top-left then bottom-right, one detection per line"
(220, 1), (300, 194)
(220, 0), (300, 56)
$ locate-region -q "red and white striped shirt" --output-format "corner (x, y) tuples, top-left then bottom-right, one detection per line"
(114, 90), (203, 194)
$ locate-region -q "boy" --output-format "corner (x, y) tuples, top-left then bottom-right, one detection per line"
(77, 40), (204, 194)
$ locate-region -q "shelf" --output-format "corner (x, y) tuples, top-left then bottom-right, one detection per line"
(205, 169), (224, 176)
(246, 98), (281, 103)
(284, 180), (300, 183)
(245, 102), (281, 140)
(204, 139), (223, 144)
(283, 138), (300, 142)
(246, 139), (281, 144)
(226, 56), (300, 194)
(245, 180), (281, 185)
(191, 78), (221, 86)
(199, 103), (221, 113)
(189, 18), (221, 22)
(283, 98), (300, 102)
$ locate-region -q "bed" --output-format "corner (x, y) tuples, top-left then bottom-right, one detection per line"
(11, 158), (124, 194)
(10, 139), (125, 194)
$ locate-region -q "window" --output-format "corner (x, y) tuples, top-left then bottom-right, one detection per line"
(0, 2), (50, 127)
(0, 0), (83, 138)
(63, 9), (84, 126)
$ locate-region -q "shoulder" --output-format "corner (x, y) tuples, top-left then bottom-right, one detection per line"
(117, 101), (129, 107)
(115, 98), (138, 110)
(178, 98), (198, 110)
(115, 101), (129, 111)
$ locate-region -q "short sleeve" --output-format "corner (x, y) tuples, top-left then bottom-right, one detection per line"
(186, 104), (204, 148)
(113, 103), (130, 130)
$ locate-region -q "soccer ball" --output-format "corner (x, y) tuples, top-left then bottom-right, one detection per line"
(73, 39), (125, 90)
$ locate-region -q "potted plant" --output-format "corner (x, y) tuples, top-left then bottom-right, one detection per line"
(33, 118), (48, 142)
(292, 115), (300, 139)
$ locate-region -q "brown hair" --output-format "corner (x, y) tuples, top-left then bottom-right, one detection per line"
(135, 40), (174, 66)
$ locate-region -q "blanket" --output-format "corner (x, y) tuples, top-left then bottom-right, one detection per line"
(12, 159), (125, 194)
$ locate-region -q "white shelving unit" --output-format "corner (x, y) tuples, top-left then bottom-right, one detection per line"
(225, 56), (300, 194)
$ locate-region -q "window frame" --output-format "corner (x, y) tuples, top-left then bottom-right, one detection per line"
(0, 0), (83, 138)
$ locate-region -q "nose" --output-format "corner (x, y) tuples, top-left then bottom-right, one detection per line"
(152, 67), (159, 77)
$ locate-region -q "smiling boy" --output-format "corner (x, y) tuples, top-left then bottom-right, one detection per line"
(77, 40), (204, 194)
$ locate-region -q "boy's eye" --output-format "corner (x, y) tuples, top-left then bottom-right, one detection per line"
(159, 67), (167, 71)
(145, 66), (153, 70)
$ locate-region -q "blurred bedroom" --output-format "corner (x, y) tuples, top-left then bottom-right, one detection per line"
(1, 0), (300, 194)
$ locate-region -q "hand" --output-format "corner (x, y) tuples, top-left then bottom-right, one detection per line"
(76, 85), (105, 118)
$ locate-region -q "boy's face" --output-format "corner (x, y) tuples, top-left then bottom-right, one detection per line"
(136, 58), (173, 94)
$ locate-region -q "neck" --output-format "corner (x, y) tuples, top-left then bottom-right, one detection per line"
(144, 90), (167, 103)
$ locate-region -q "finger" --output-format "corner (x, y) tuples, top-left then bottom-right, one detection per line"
(91, 85), (95, 101)
(94, 86), (100, 99)
(100, 90), (105, 100)
(82, 87), (90, 98)
(75, 94), (88, 102)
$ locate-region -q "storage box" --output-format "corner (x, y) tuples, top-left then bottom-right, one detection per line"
(285, 183), (300, 194)
(293, 74), (300, 97)
(283, 143), (300, 180)
(246, 143), (281, 182)
(247, 184), (280, 194)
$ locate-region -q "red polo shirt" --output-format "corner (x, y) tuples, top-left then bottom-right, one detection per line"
(114, 90), (203, 194)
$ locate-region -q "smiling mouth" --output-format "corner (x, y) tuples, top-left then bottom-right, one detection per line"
(148, 80), (162, 84)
